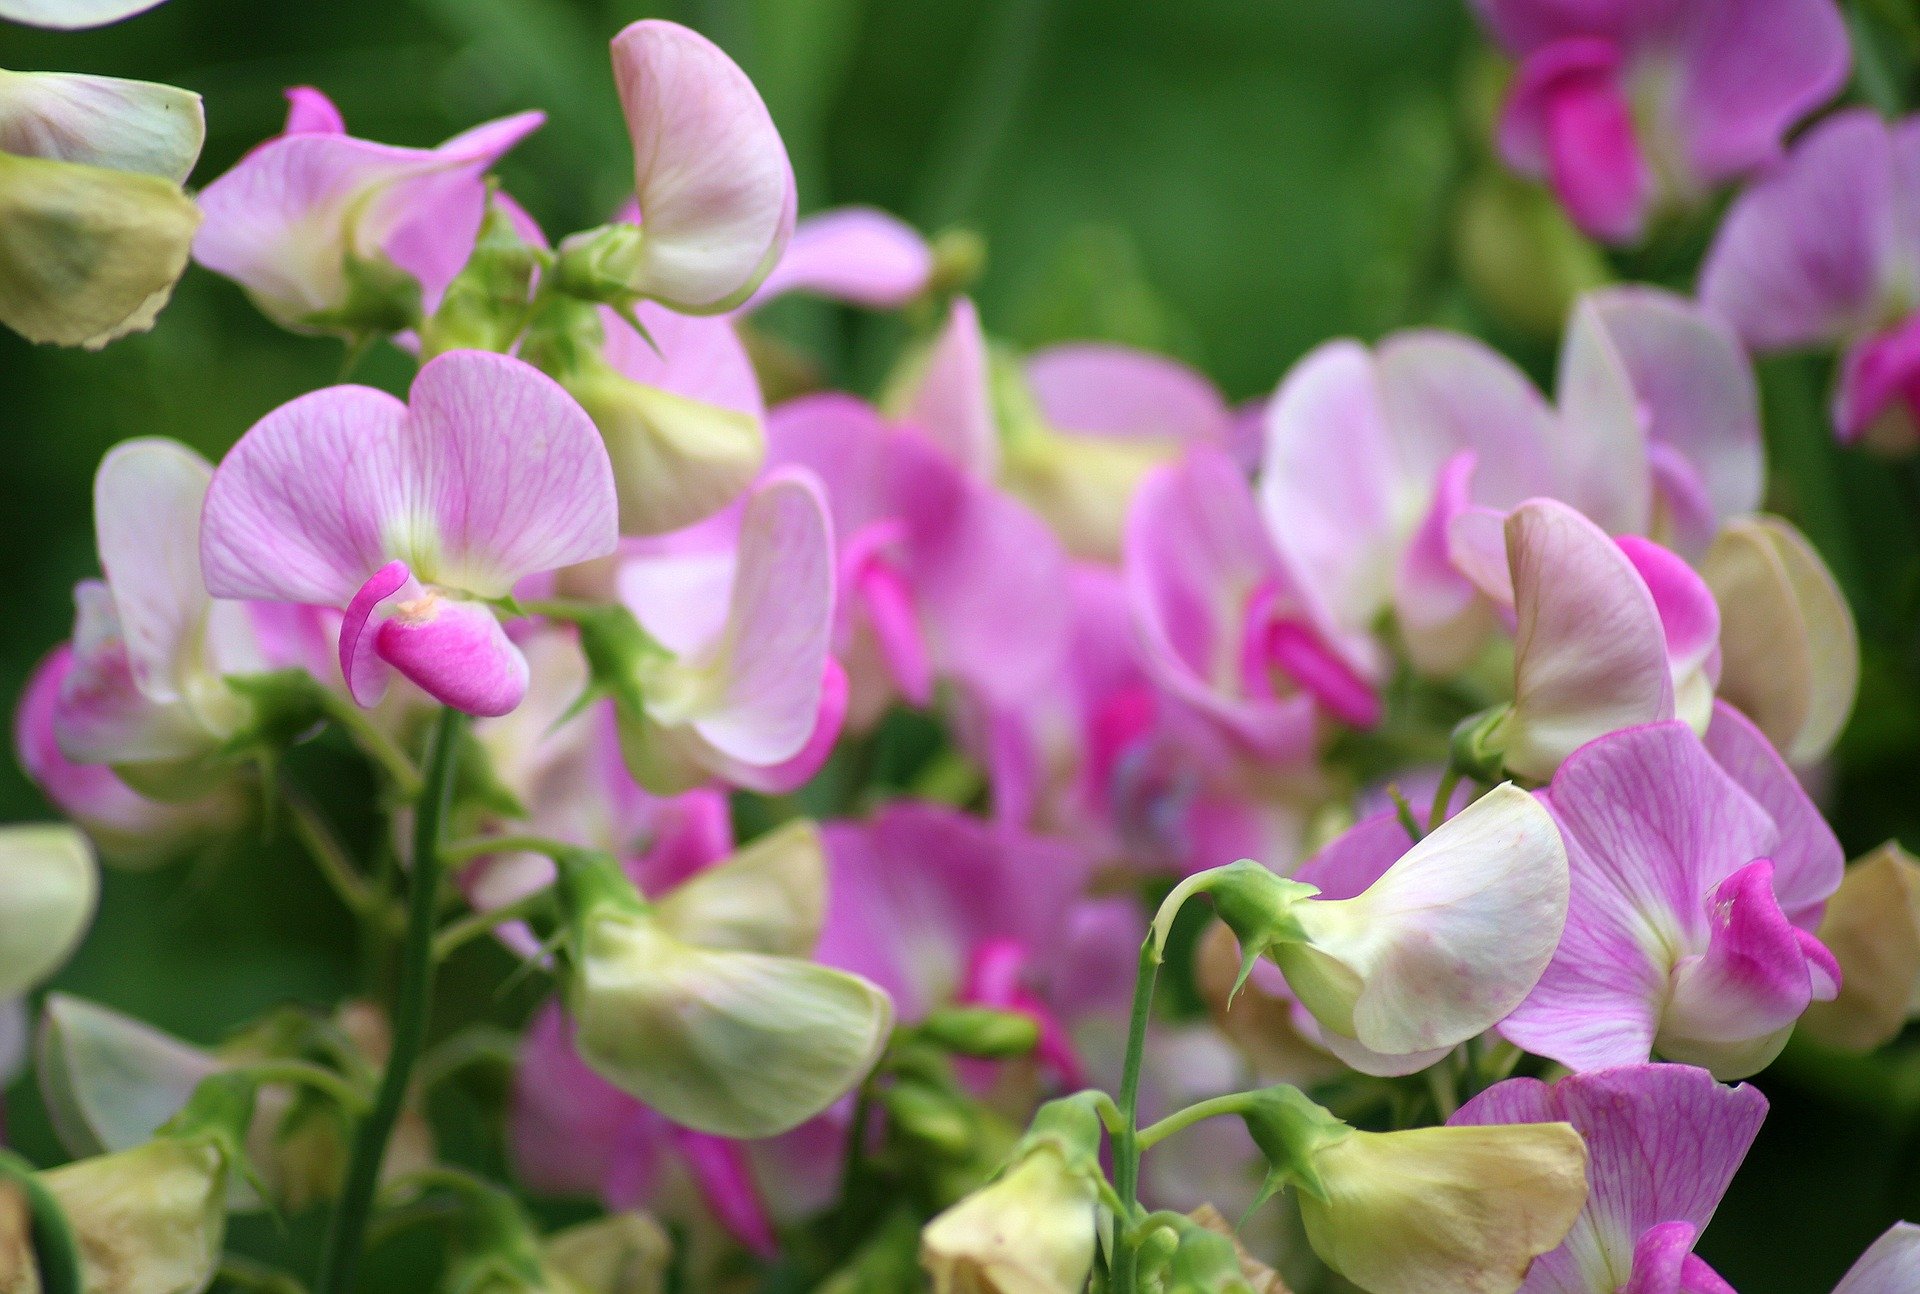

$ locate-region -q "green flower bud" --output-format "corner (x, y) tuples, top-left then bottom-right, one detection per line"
(1453, 169), (1609, 339)
(418, 194), (543, 359)
(0, 824), (96, 999)
(918, 1005), (1042, 1059)
(543, 1212), (671, 1294)
(553, 223), (646, 307)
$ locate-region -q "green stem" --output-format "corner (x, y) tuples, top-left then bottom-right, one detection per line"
(314, 707), (464, 1294)
(1427, 766), (1463, 835)
(1136, 1092), (1260, 1151)
(317, 690), (422, 799)
(1109, 941), (1160, 1294)
(231, 1059), (372, 1116)
(440, 833), (584, 867)
(431, 889), (556, 962)
(284, 792), (383, 923)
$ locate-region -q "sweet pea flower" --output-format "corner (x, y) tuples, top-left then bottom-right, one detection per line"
(200, 350), (619, 718)
(764, 393), (1069, 731)
(744, 206), (934, 312)
(194, 87), (542, 337)
(1502, 710), (1844, 1078)
(0, 0), (164, 26)
(891, 297), (1234, 559)
(1453, 498), (1720, 780)
(1452, 1063), (1768, 1294)
(1473, 0), (1848, 243)
(1180, 783), (1569, 1076)
(1261, 289), (1759, 678)
(1700, 110), (1920, 447)
(1128, 446), (1384, 763)
(602, 469), (843, 794)
(0, 70), (203, 347)
(1835, 1223), (1920, 1294)
(50, 438), (285, 801)
(596, 20), (796, 314)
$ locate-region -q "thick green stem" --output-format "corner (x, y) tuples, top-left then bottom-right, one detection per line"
(1109, 941), (1160, 1294)
(315, 707), (464, 1294)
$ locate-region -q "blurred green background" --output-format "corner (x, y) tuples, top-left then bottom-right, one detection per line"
(4, 0), (1919, 1288)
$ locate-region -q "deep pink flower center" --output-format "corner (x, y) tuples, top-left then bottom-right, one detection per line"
(1514, 37), (1651, 242)
(1837, 315), (1920, 443)
(1238, 580), (1381, 728)
(843, 520), (933, 706)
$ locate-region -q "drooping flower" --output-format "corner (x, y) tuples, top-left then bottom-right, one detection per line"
(1452, 1063), (1767, 1294)
(1473, 0), (1849, 243)
(597, 20), (796, 314)
(1700, 110), (1920, 447)
(764, 393), (1070, 731)
(193, 86), (542, 337)
(1454, 498), (1720, 780)
(199, 350), (619, 718)
(1128, 447), (1384, 762)
(595, 469), (844, 793)
(1502, 710), (1844, 1078)
(0, 70), (203, 347)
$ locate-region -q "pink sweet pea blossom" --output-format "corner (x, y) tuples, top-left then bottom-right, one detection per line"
(744, 206), (934, 312)
(1127, 447), (1384, 763)
(1502, 709), (1843, 1078)
(1451, 1063), (1767, 1294)
(609, 469), (843, 794)
(200, 350), (619, 718)
(1453, 498), (1721, 779)
(1700, 110), (1920, 446)
(1474, 0), (1849, 243)
(1261, 288), (1759, 680)
(608, 20), (796, 313)
(193, 88), (542, 334)
(763, 393), (1070, 731)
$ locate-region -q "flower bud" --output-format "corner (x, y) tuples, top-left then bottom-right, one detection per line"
(1183, 1205), (1289, 1294)
(920, 1097), (1103, 1294)
(0, 824), (97, 999)
(552, 223), (646, 307)
(918, 1005), (1042, 1059)
(0, 150), (200, 348)
(1702, 515), (1857, 765)
(1002, 428), (1169, 562)
(1801, 842), (1920, 1051)
(1292, 1119), (1587, 1294)
(543, 1212), (671, 1294)
(419, 194), (542, 358)
(1453, 168), (1609, 338)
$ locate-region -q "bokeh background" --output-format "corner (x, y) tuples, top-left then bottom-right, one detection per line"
(5, 1), (1919, 1287)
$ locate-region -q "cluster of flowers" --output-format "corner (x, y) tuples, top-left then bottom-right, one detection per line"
(4, 0), (1920, 1291)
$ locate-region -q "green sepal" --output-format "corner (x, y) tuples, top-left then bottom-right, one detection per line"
(1014, 1091), (1107, 1174)
(549, 846), (651, 937)
(0, 1148), (83, 1294)
(567, 604), (669, 725)
(1236, 1085), (1351, 1214)
(1449, 705), (1512, 785)
(916, 1005), (1041, 1059)
(551, 223), (646, 309)
(1148, 861), (1318, 999)
(418, 189), (544, 359)
(221, 669), (331, 756)
(1161, 1222), (1255, 1294)
(157, 1070), (277, 1215)
(300, 243), (423, 341)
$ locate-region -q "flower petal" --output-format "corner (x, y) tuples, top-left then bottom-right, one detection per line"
(1834, 1222), (1920, 1294)
(0, 70), (202, 181)
(1703, 701), (1842, 927)
(0, 825), (97, 998)
(747, 206), (931, 310)
(375, 592), (528, 717)
(92, 439), (218, 703)
(1027, 343), (1231, 446)
(0, 0), (165, 28)
(1668, 0), (1850, 184)
(897, 296), (998, 477)
(1556, 292), (1653, 533)
(612, 19), (796, 312)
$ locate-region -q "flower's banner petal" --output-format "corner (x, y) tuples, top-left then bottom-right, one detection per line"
(1259, 340), (1398, 630)
(899, 296), (999, 477)
(1375, 330), (1559, 511)
(0, 825), (97, 999)
(510, 1001), (659, 1202)
(1699, 110), (1893, 350)
(201, 385), (412, 605)
(612, 19), (796, 312)
(404, 350), (619, 595)
(1556, 291), (1652, 533)
(1703, 701), (1842, 927)
(605, 301), (765, 421)
(0, 0), (165, 28)
(1670, 0), (1849, 183)
(1396, 450), (1494, 675)
(1504, 500), (1673, 778)
(1504, 722), (1777, 1071)
(685, 470), (835, 766)
(0, 70), (203, 181)
(746, 206), (931, 310)
(1834, 1222), (1920, 1294)
(1454, 1063), (1767, 1294)
(91, 440), (217, 704)
(1582, 287), (1763, 536)
(1027, 343), (1232, 445)
(655, 820), (825, 957)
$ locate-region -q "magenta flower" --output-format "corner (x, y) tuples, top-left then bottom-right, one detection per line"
(1474, 0), (1848, 243)
(1127, 446), (1384, 763)
(606, 20), (796, 313)
(1502, 708), (1843, 1078)
(193, 87), (541, 334)
(1452, 498), (1721, 778)
(1452, 1063), (1767, 1294)
(607, 469), (844, 794)
(200, 350), (618, 717)
(814, 801), (1114, 1087)
(764, 393), (1070, 731)
(1700, 110), (1920, 445)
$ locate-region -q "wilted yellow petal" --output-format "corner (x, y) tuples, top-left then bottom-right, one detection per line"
(42, 1137), (228, 1294)
(921, 1145), (1098, 1294)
